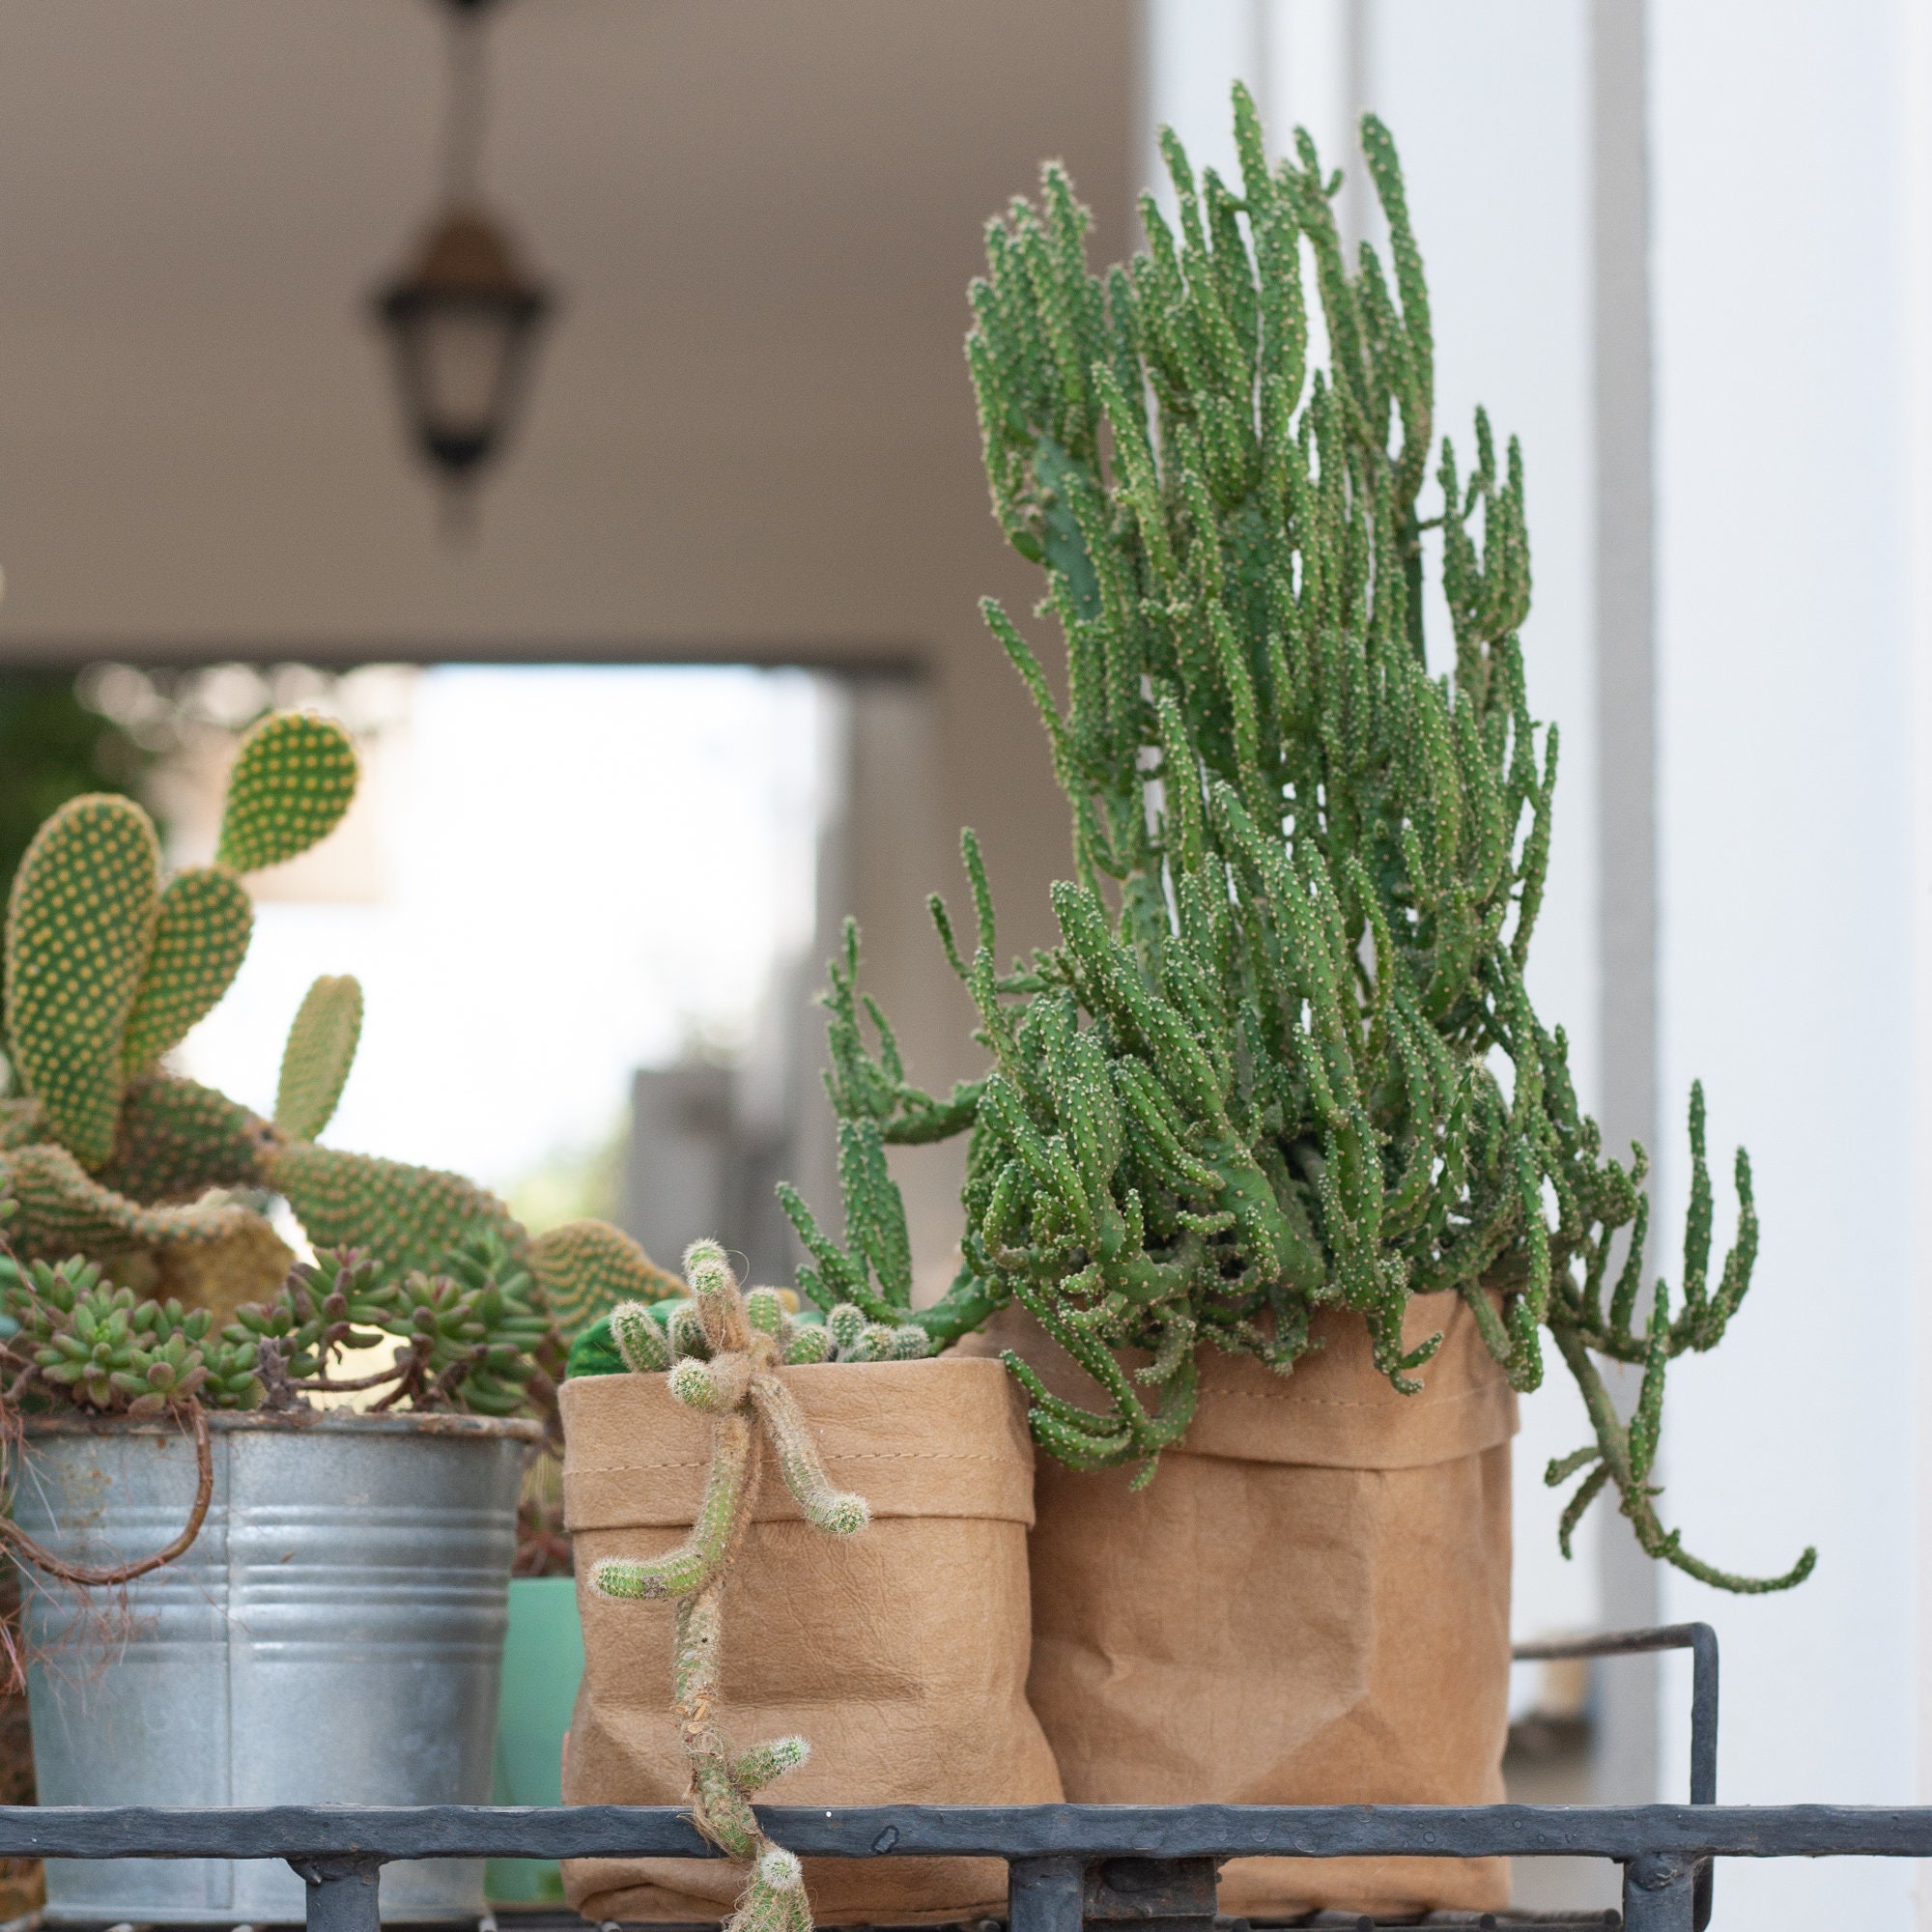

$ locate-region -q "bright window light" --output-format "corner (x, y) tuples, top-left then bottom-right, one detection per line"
(174, 664), (825, 1210)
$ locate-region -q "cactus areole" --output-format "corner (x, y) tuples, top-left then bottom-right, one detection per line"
(781, 87), (1812, 1597)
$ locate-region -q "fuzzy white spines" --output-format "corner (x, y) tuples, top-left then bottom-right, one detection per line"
(611, 1299), (671, 1373)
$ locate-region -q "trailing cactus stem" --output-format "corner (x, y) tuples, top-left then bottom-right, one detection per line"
(590, 1242), (868, 1931)
(733, 1736), (810, 1793)
(750, 1373), (870, 1534)
(1547, 1321), (1815, 1594)
(593, 1409), (755, 1602)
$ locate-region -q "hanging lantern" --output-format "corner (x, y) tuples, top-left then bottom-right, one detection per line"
(377, 208), (551, 477)
(372, 0), (556, 517)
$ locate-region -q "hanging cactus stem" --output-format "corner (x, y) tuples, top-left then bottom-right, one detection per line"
(588, 1240), (870, 1932)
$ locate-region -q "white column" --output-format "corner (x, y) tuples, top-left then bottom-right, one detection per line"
(1913, 2), (1932, 1922)
(1649, 4), (1918, 1930)
(1141, 0), (1263, 213)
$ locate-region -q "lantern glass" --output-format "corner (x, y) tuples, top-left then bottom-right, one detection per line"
(376, 212), (550, 480)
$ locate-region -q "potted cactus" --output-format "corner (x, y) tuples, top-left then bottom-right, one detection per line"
(0, 712), (672, 1927)
(773, 87), (1813, 1920)
(560, 1258), (1062, 1932)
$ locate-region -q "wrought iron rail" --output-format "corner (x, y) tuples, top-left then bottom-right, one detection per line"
(0, 1804), (1927, 1932)
(0, 1627), (1813, 1932)
(1511, 1622), (1718, 1929)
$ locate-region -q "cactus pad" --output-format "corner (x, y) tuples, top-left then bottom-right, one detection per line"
(526, 1217), (680, 1335)
(97, 1073), (281, 1205)
(274, 974), (363, 1140)
(2, 1140), (270, 1263)
(122, 867), (255, 1074)
(5, 794), (161, 1166)
(268, 1140), (521, 1278)
(213, 711), (358, 875)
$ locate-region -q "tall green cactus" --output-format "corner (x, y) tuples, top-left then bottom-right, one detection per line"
(782, 87), (1812, 1595)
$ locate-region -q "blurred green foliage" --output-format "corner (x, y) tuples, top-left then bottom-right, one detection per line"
(0, 672), (157, 930)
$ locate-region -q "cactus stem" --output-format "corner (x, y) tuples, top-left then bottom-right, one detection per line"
(594, 1240), (869, 1930)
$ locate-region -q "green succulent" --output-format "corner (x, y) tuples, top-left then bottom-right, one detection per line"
(223, 1246), (405, 1381)
(235, 1233), (559, 1418)
(2, 1257), (264, 1414)
(779, 87), (1812, 1596)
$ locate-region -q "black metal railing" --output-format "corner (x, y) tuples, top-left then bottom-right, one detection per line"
(1, 1626), (1900, 1932)
(1512, 1623), (1717, 1928)
(4, 1800), (1931, 1932)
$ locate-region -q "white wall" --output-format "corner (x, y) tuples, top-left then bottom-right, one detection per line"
(1649, 5), (1920, 1928)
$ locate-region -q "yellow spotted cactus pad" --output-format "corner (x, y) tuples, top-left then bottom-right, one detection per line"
(122, 867), (255, 1074)
(5, 795), (160, 1167)
(274, 975), (363, 1142)
(528, 1217), (682, 1334)
(268, 1141), (523, 1280)
(1, 1140), (265, 1260)
(214, 711), (358, 875)
(97, 1072), (281, 1205)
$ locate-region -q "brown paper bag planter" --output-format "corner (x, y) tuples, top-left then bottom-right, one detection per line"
(973, 1292), (1516, 1918)
(558, 1354), (1064, 1926)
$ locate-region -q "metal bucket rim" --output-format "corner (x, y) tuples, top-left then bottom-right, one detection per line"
(19, 1409), (545, 1441)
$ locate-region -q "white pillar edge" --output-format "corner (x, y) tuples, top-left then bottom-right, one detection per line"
(1907, 0), (1932, 1916)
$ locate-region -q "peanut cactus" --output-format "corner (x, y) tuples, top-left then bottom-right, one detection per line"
(568, 1277), (851, 1379)
(781, 89), (1812, 1594)
(590, 1240), (867, 1932)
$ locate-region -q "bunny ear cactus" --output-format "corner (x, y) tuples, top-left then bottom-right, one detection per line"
(3, 708), (357, 1170)
(5, 795), (161, 1166)
(526, 1216), (683, 1335)
(274, 974), (363, 1141)
(0, 704), (671, 1360)
(213, 709), (359, 875)
(0, 711), (356, 1306)
(266, 1141), (524, 1279)
(121, 868), (256, 1077)
(781, 88), (1812, 1594)
(591, 1240), (867, 1932)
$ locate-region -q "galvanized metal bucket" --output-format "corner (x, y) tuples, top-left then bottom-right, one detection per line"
(13, 1408), (540, 1925)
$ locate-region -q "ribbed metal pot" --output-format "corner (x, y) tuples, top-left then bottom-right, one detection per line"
(14, 1409), (539, 1925)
